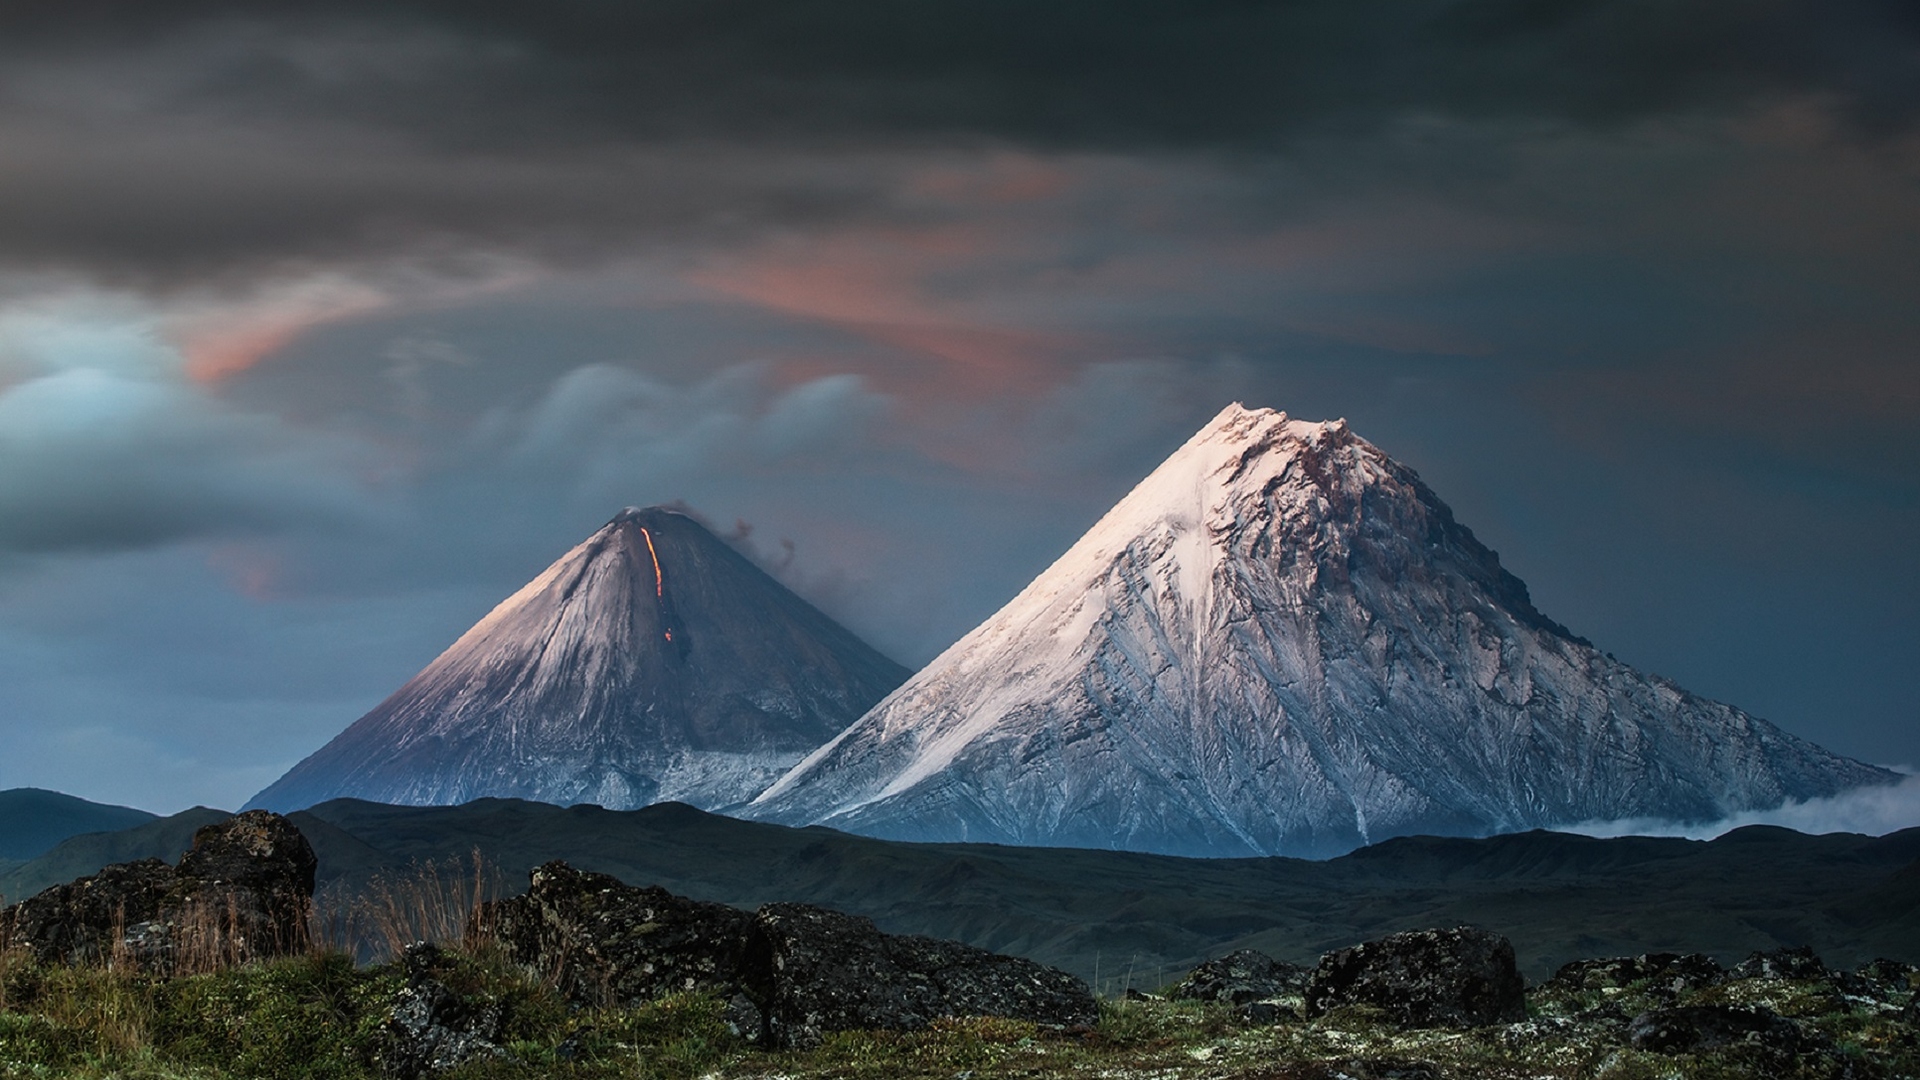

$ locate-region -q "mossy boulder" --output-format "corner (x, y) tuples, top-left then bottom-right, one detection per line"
(481, 859), (1097, 1048)
(1303, 926), (1526, 1029)
(0, 810), (315, 970)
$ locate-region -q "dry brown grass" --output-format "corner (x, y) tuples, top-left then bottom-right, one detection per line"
(310, 848), (504, 964)
(0, 943), (25, 1012)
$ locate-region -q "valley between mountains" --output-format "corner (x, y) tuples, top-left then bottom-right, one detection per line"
(6, 797), (1916, 987)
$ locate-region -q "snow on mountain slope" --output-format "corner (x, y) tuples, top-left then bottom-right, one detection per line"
(247, 507), (909, 813)
(746, 404), (1895, 857)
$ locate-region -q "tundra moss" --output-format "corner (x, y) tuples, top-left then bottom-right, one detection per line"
(1, 943), (1918, 1078)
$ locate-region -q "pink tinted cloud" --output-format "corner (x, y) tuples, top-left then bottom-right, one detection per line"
(686, 224), (1100, 400)
(169, 285), (390, 383)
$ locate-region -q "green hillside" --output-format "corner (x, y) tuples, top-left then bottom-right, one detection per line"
(6, 797), (1915, 986)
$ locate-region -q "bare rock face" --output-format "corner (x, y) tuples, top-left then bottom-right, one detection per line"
(1169, 949), (1310, 1006)
(1627, 1003), (1815, 1056)
(382, 942), (509, 1080)
(745, 902), (1099, 1048)
(1304, 926), (1526, 1029)
(1731, 944), (1829, 982)
(0, 810), (315, 970)
(486, 860), (751, 1007)
(482, 860), (1096, 1048)
(1549, 953), (1725, 999)
(0, 858), (176, 965)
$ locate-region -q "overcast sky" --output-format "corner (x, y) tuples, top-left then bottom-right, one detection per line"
(0, 0), (1915, 814)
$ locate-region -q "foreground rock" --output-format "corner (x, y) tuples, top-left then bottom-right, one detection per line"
(1627, 1003), (1815, 1055)
(0, 810), (315, 970)
(487, 861), (751, 1008)
(1303, 926), (1526, 1028)
(1549, 952), (1724, 997)
(749, 901), (1097, 1047)
(383, 942), (509, 1080)
(1170, 948), (1310, 1006)
(483, 860), (1096, 1047)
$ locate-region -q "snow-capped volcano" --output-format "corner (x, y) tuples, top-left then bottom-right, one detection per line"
(248, 507), (909, 813)
(747, 404), (1894, 857)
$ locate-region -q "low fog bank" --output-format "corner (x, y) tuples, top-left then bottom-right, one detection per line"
(1568, 769), (1920, 842)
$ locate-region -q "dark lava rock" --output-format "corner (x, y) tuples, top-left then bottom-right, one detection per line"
(1857, 957), (1918, 992)
(0, 811), (315, 969)
(1303, 926), (1526, 1029)
(745, 902), (1098, 1048)
(1550, 952), (1724, 996)
(1313, 1058), (1443, 1080)
(1238, 1000), (1287, 1024)
(1628, 1003), (1812, 1055)
(0, 858), (175, 965)
(383, 942), (507, 1079)
(173, 811), (317, 958)
(485, 861), (751, 1008)
(483, 861), (1096, 1048)
(1732, 944), (1830, 982)
(1170, 948), (1310, 1005)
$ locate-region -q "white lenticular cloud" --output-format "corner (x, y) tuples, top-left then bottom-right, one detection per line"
(1568, 770), (1920, 841)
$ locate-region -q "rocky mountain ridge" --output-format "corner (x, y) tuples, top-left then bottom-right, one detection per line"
(748, 403), (1893, 856)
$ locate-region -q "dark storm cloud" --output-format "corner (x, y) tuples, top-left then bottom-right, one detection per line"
(1, 1), (1915, 284)
(9, 0), (1918, 145)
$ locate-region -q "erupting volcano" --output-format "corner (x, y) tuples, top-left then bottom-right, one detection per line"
(247, 507), (909, 813)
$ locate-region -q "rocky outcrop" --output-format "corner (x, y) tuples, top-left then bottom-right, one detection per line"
(1549, 952), (1724, 997)
(482, 860), (1096, 1047)
(1731, 944), (1829, 982)
(1169, 948), (1310, 1006)
(0, 810), (315, 970)
(1856, 957), (1918, 993)
(1627, 1003), (1815, 1055)
(1303, 927), (1526, 1029)
(382, 942), (508, 1079)
(486, 861), (750, 1008)
(747, 902), (1098, 1048)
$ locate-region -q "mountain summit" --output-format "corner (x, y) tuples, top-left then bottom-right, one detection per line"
(748, 404), (1894, 857)
(248, 507), (909, 813)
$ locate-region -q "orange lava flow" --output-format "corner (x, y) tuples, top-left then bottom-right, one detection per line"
(640, 527), (664, 596)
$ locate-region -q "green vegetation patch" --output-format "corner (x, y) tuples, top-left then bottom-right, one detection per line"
(2, 943), (1918, 1079)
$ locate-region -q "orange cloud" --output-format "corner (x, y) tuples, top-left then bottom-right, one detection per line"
(686, 224), (1099, 400)
(171, 283), (389, 382)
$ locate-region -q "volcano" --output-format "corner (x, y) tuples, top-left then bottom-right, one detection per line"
(746, 404), (1894, 857)
(247, 507), (909, 813)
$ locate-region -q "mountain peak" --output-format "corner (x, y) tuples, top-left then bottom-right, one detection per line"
(609, 505), (688, 527)
(248, 506), (909, 814)
(748, 405), (1893, 857)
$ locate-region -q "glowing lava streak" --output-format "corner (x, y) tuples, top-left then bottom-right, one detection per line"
(640, 527), (664, 596)
(640, 526), (674, 644)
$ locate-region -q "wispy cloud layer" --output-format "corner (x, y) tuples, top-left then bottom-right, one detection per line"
(1571, 771), (1920, 841)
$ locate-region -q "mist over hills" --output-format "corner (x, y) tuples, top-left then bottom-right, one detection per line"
(4, 794), (1915, 985)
